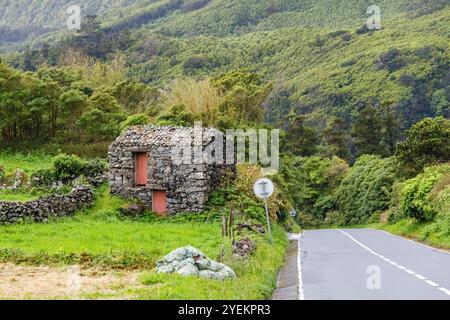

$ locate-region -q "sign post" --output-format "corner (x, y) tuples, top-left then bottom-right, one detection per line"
(253, 178), (275, 243)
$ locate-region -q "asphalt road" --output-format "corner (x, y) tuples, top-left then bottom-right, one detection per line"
(299, 229), (450, 300)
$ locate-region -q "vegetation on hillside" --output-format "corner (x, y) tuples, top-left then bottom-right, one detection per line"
(0, 0), (449, 299)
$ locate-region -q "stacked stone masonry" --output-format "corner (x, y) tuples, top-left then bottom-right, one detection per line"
(109, 126), (234, 214)
(0, 186), (94, 224)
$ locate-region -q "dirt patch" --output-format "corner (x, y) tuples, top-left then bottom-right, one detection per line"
(0, 263), (143, 299)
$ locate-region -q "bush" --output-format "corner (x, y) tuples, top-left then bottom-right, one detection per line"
(335, 155), (397, 225)
(30, 154), (107, 186)
(30, 169), (55, 187)
(400, 164), (450, 221)
(324, 211), (345, 226)
(396, 117), (450, 177)
(297, 212), (321, 229)
(120, 113), (150, 130)
(53, 154), (86, 181)
(82, 159), (108, 177)
(276, 155), (348, 226)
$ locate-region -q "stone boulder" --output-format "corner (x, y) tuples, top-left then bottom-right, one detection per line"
(12, 169), (28, 189)
(156, 246), (236, 280)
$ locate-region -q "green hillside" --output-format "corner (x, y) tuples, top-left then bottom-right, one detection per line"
(1, 0), (449, 144)
(2, 0), (447, 48)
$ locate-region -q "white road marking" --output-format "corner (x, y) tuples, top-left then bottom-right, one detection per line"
(438, 287), (450, 295)
(338, 230), (450, 297)
(425, 280), (439, 287)
(298, 233), (305, 301)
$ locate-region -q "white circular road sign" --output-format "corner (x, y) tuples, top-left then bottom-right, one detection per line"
(253, 178), (275, 199)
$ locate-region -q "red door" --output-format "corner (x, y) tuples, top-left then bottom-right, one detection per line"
(135, 152), (148, 186)
(152, 191), (167, 215)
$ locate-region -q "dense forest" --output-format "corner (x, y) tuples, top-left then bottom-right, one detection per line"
(0, 0), (449, 230)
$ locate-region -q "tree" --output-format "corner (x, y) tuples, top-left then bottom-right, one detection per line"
(352, 106), (387, 157)
(212, 69), (271, 127)
(77, 91), (126, 141)
(335, 155), (397, 225)
(324, 117), (351, 160)
(59, 90), (88, 138)
(381, 106), (401, 156)
(78, 108), (125, 141)
(396, 117), (450, 176)
(283, 113), (320, 157)
(121, 113), (150, 130)
(156, 104), (195, 127)
(432, 89), (449, 118)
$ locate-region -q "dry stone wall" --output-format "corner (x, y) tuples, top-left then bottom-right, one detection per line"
(0, 186), (94, 224)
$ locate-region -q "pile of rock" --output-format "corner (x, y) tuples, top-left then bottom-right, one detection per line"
(0, 169), (28, 189)
(0, 185), (94, 224)
(232, 237), (256, 258)
(157, 246), (236, 281)
(12, 169), (28, 189)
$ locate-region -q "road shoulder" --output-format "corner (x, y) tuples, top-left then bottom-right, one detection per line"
(272, 234), (300, 300)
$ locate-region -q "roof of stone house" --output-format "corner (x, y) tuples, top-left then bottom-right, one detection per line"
(110, 125), (224, 148)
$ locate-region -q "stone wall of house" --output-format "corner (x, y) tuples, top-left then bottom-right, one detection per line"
(0, 186), (94, 224)
(109, 126), (234, 214)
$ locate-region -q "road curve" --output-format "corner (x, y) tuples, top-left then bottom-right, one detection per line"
(299, 228), (450, 300)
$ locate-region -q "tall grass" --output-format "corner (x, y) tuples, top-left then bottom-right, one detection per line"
(164, 78), (223, 126)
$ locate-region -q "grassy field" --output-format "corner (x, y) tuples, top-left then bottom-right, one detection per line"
(0, 185), (288, 299)
(0, 152), (53, 176)
(0, 152), (55, 201)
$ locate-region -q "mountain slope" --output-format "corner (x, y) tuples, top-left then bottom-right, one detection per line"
(1, 0), (449, 130)
(2, 0), (447, 49)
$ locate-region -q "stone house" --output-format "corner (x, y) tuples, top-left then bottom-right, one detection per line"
(108, 125), (232, 215)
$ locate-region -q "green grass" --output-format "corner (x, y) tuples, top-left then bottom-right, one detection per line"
(366, 219), (450, 250)
(0, 189), (46, 202)
(0, 185), (288, 299)
(0, 152), (53, 176)
(0, 186), (225, 269)
(83, 224), (287, 300)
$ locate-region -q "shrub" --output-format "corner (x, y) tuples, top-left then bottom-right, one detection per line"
(82, 159), (108, 177)
(335, 155), (397, 225)
(120, 113), (150, 130)
(324, 211), (345, 226)
(52, 154), (86, 181)
(400, 164), (450, 221)
(30, 169), (55, 187)
(396, 117), (450, 176)
(375, 48), (405, 72)
(297, 212), (321, 229)
(276, 154), (348, 226)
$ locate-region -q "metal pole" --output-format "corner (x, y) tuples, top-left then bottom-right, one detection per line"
(263, 196), (272, 244)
